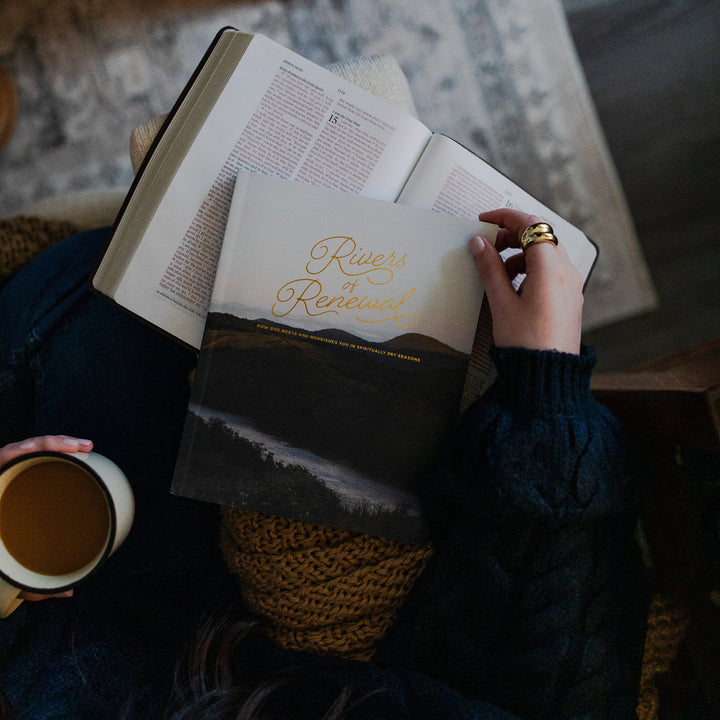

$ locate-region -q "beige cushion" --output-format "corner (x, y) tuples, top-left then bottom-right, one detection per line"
(14, 189), (128, 231)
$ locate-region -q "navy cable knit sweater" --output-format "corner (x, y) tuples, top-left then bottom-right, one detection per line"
(0, 346), (648, 719)
(375, 346), (648, 718)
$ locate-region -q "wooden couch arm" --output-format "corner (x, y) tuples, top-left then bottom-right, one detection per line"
(591, 338), (720, 451)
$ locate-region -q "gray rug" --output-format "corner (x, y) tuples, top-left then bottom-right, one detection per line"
(0, 0), (656, 329)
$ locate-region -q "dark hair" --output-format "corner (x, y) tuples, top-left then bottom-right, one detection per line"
(165, 604), (373, 720)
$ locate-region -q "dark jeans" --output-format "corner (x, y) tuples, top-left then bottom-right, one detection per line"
(0, 227), (227, 573)
(0, 229), (231, 685)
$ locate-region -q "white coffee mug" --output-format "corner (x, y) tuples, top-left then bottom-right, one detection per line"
(0, 451), (134, 618)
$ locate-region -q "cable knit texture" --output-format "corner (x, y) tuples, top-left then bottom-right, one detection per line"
(220, 508), (432, 660)
(376, 346), (648, 719)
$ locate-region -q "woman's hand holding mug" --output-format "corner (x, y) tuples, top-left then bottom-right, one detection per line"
(0, 436), (134, 617)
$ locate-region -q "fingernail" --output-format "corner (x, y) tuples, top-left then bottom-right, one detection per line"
(61, 437), (92, 447)
(19, 440), (35, 450)
(469, 236), (486, 255)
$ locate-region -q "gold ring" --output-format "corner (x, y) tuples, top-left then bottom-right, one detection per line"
(521, 222), (558, 251)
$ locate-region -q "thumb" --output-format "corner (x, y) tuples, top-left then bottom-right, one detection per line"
(468, 235), (515, 310)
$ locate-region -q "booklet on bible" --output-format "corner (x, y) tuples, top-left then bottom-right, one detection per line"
(171, 172), (497, 543)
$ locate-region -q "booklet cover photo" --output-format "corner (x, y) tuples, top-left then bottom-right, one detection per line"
(172, 174), (495, 543)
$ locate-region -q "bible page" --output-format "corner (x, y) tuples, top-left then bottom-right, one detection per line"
(396, 134), (597, 282)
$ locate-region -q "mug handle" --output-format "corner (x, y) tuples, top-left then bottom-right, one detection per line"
(0, 577), (23, 618)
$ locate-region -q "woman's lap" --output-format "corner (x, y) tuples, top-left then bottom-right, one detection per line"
(0, 228), (226, 584)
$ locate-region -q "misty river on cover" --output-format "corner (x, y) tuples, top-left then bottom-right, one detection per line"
(189, 404), (422, 517)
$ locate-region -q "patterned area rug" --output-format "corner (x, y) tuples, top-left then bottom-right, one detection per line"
(0, 0), (656, 328)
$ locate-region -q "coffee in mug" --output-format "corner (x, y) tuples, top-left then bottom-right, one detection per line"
(0, 451), (134, 617)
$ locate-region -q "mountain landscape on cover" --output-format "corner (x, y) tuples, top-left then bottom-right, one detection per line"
(176, 311), (471, 542)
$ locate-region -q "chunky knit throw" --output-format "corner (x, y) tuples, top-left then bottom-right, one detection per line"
(0, 215), (78, 286)
(220, 507), (432, 661)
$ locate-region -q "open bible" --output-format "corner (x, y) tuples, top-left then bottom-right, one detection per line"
(91, 29), (597, 365)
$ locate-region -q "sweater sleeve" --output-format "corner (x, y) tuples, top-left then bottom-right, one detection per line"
(376, 346), (648, 720)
